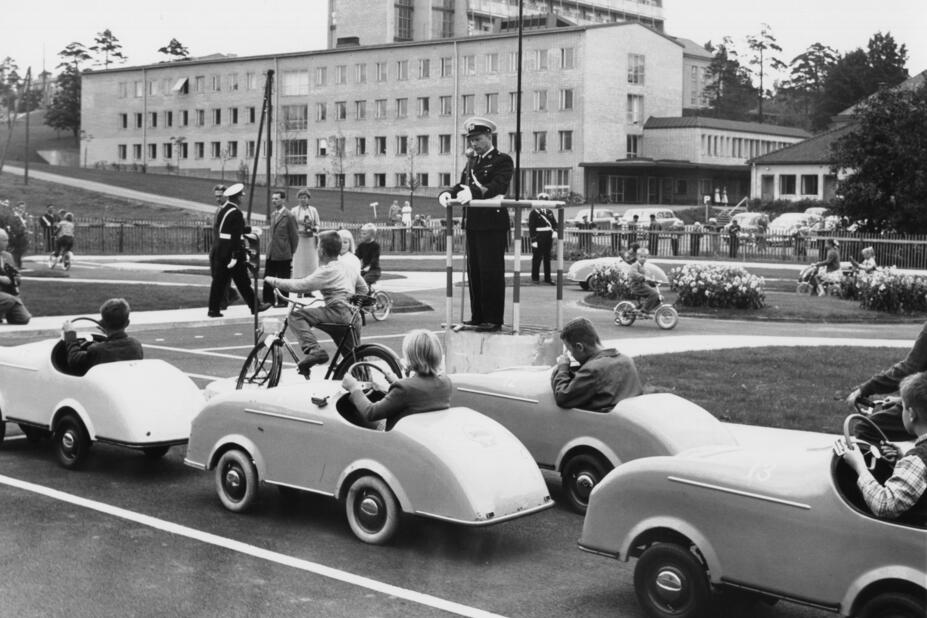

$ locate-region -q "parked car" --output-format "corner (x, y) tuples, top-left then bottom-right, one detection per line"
(722, 212), (769, 235)
(0, 335), (202, 468)
(450, 367), (736, 513)
(579, 415), (926, 617)
(619, 208), (684, 229)
(570, 208), (617, 227)
(185, 375), (553, 544)
(567, 257), (631, 290)
(768, 212), (823, 237)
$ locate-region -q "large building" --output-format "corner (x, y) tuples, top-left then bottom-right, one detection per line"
(81, 20), (708, 200)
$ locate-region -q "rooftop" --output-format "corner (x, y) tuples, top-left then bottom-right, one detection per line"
(644, 116), (811, 139)
(748, 123), (856, 165)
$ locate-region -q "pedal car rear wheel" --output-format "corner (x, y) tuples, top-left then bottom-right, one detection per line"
(215, 449), (259, 512)
(345, 475), (400, 544)
(654, 305), (678, 330)
(333, 344), (402, 381)
(561, 453), (611, 514)
(857, 591), (926, 618)
(635, 542), (711, 618)
(236, 341), (282, 390)
(614, 301), (637, 326)
(796, 282), (812, 295)
(55, 413), (91, 470)
(371, 291), (392, 321)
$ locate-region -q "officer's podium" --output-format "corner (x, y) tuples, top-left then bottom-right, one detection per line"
(442, 197), (566, 374)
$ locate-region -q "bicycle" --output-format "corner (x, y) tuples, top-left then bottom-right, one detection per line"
(613, 282), (678, 330)
(236, 289), (402, 389)
(359, 282), (393, 322)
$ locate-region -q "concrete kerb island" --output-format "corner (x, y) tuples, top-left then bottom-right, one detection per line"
(442, 198), (566, 373)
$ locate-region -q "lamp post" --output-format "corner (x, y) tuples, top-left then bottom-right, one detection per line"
(80, 130), (93, 168)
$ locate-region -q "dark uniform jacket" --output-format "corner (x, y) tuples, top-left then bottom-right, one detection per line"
(448, 148), (514, 231)
(64, 331), (144, 375)
(213, 201), (250, 264)
(528, 208), (557, 242)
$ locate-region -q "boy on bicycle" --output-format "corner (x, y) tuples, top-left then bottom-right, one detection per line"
(264, 230), (368, 376)
(356, 222), (381, 287)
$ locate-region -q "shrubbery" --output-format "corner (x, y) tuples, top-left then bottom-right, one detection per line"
(588, 263), (633, 300)
(854, 268), (927, 313)
(669, 263), (766, 309)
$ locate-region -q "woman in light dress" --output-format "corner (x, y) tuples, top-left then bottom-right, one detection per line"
(291, 188), (320, 278)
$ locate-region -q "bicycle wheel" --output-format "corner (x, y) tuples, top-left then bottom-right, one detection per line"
(613, 301), (637, 326)
(370, 291), (392, 321)
(236, 340), (283, 389)
(332, 344), (402, 381)
(654, 305), (679, 330)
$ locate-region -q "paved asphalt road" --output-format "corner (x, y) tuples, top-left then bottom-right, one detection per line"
(0, 258), (920, 617)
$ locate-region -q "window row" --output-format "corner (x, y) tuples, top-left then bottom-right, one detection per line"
(117, 140), (252, 161)
(117, 107), (259, 129)
(118, 73), (263, 98)
(776, 174), (821, 196)
(701, 134), (793, 159)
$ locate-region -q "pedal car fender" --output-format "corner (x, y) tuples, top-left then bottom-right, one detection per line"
(842, 565), (927, 615)
(555, 437), (621, 471)
(204, 434), (267, 477)
(51, 398), (96, 439)
(335, 458), (413, 512)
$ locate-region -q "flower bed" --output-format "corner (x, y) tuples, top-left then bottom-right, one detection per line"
(669, 263), (766, 309)
(588, 264), (634, 300)
(855, 267), (927, 313)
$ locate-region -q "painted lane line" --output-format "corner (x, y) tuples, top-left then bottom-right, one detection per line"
(23, 277), (210, 288)
(0, 474), (507, 618)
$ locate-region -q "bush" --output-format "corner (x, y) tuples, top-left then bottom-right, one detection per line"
(588, 263), (633, 300)
(855, 267), (927, 313)
(669, 263), (766, 309)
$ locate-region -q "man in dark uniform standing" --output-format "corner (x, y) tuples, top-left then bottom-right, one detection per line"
(529, 192), (556, 285)
(439, 117), (513, 332)
(207, 183), (270, 317)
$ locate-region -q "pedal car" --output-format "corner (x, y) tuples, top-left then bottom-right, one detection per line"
(450, 367), (736, 513)
(0, 330), (203, 469)
(578, 413), (926, 618)
(184, 369), (553, 545)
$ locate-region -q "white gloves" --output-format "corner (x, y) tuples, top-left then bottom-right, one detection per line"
(438, 191), (452, 207)
(457, 186), (473, 205)
(552, 231), (558, 240)
(227, 259), (237, 269)
(531, 242), (538, 249)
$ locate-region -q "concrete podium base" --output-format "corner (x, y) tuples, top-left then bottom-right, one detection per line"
(444, 327), (560, 374)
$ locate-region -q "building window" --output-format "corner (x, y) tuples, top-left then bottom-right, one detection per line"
(355, 100), (367, 120)
(181, 110), (189, 126)
(148, 112), (158, 128)
(396, 60), (409, 81)
(118, 82), (127, 98)
(316, 174), (327, 188)
(485, 92), (498, 114)
(212, 108), (222, 125)
(194, 142), (204, 159)
(559, 130), (573, 152)
(195, 110), (205, 126)
(134, 81), (143, 97)
(461, 55), (476, 76)
(246, 141), (255, 158)
(334, 101), (347, 120)
(148, 80), (158, 96)
(282, 70), (309, 95)
(396, 135), (408, 155)
(395, 173), (408, 188)
(418, 58), (430, 79)
(134, 113), (143, 128)
(211, 74), (221, 92)
(283, 105), (308, 131)
(396, 98), (408, 118)
(440, 57), (453, 78)
(559, 48), (575, 69)
(119, 113), (128, 129)
(248, 107), (256, 123)
(316, 139), (327, 156)
(283, 139), (308, 165)
(461, 94), (474, 115)
(440, 95), (452, 116)
(416, 135), (429, 155)
(439, 172), (451, 186)
(316, 103), (327, 121)
(626, 135), (641, 158)
(146, 143), (157, 159)
(439, 134), (451, 154)
(247, 72), (258, 90)
(210, 142), (221, 158)
(628, 54), (645, 85)
(395, 0), (413, 40)
(509, 92), (518, 113)
(508, 132), (519, 152)
(375, 136), (387, 155)
(194, 76), (205, 93)
(779, 174), (797, 195)
(227, 141), (238, 158)
(801, 175), (819, 195)
(374, 173), (386, 187)
(433, 0), (454, 38)
(335, 64), (347, 84)
(627, 94), (644, 125)
(375, 99), (387, 119)
(507, 51), (518, 73)
(485, 53), (498, 73)
(355, 63), (367, 83)
(117, 144), (127, 160)
(376, 62), (387, 82)
(315, 66), (327, 87)
(416, 173), (429, 187)
(533, 132), (547, 152)
(533, 49), (548, 71)
(355, 137), (367, 155)
(132, 144), (142, 160)
(165, 111), (173, 127)
(533, 90), (548, 112)
(227, 73), (239, 91)
(417, 97), (430, 117)
(354, 173), (366, 187)
(559, 89), (573, 111)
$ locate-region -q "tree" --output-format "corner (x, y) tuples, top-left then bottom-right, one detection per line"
(830, 83), (927, 233)
(44, 43), (90, 139)
(702, 37), (757, 121)
(158, 38), (190, 60)
(783, 43), (839, 119)
(90, 28), (127, 69)
(745, 24), (788, 122)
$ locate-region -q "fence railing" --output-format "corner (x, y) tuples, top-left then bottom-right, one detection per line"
(26, 219), (927, 270)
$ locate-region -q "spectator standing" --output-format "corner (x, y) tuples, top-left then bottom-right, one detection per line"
(0, 229), (30, 325)
(401, 201), (413, 227)
(438, 116), (513, 332)
(387, 200), (402, 226)
(647, 214), (661, 255)
(49, 212), (75, 269)
(40, 205), (58, 252)
(793, 226), (808, 259)
(291, 188), (320, 278)
(624, 214), (638, 250)
(356, 223), (381, 286)
(689, 221), (703, 256)
(262, 190), (300, 307)
(728, 218), (741, 259)
(528, 193), (556, 284)
(668, 223), (681, 256)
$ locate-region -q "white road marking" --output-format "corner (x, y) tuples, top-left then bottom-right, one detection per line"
(0, 474), (507, 618)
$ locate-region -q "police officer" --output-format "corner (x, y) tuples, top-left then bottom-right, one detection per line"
(439, 117), (514, 332)
(529, 193), (556, 285)
(207, 183), (271, 317)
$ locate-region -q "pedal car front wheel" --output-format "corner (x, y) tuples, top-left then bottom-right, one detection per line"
(345, 475), (400, 544)
(216, 449), (259, 512)
(613, 301), (637, 326)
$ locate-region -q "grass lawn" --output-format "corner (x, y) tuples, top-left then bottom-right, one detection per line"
(635, 346), (899, 433)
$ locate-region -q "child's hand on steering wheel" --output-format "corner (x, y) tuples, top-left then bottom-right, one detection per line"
(342, 374), (360, 392)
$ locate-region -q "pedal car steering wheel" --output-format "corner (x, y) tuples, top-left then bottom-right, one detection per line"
(842, 413), (894, 478)
(70, 316), (107, 345)
(347, 361), (392, 395)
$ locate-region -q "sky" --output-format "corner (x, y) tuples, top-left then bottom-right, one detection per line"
(3, 0), (925, 80)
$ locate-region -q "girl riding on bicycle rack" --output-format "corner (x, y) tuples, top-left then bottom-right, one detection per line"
(264, 230), (369, 376)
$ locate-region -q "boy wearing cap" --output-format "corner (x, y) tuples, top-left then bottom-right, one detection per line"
(438, 117), (514, 332)
(208, 183), (271, 317)
(62, 298), (143, 374)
